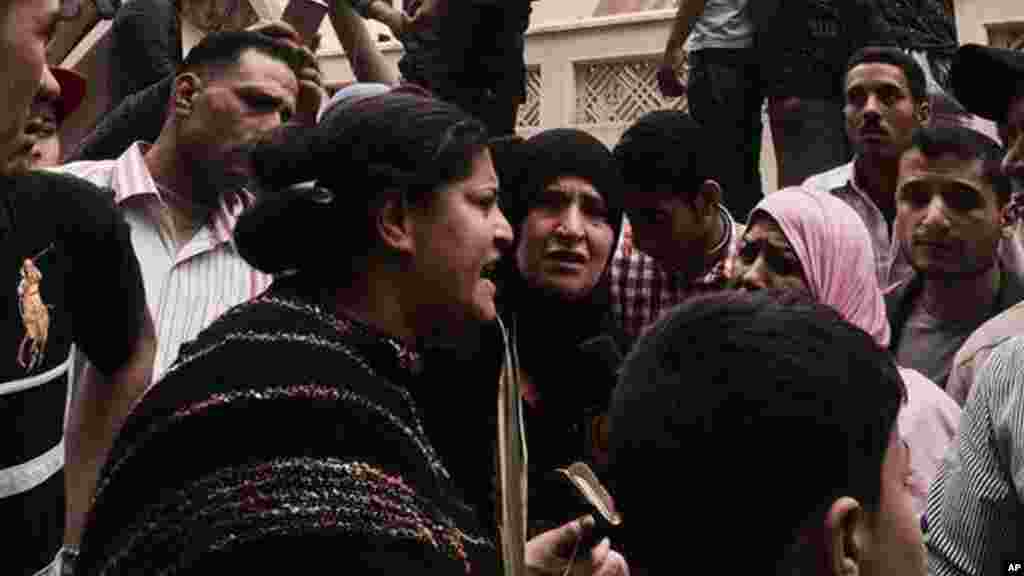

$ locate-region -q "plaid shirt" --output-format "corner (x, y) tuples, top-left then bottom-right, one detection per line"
(610, 209), (743, 343)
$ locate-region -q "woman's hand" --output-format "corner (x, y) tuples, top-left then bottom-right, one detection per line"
(525, 516), (629, 576)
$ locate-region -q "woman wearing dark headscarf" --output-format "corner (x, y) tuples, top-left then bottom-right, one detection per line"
(421, 129), (627, 540)
(504, 129), (627, 537)
(74, 90), (626, 576)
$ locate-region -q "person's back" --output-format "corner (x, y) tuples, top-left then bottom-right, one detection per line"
(77, 275), (499, 574)
(606, 290), (924, 575)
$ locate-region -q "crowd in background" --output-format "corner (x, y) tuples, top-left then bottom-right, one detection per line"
(2, 0), (1024, 574)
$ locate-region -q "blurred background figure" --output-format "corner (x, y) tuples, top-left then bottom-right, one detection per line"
(355, 0), (535, 136)
(16, 68), (87, 170)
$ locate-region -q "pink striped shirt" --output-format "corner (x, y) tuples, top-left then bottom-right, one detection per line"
(57, 143), (273, 379)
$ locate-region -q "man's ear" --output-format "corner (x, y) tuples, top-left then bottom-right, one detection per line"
(696, 179), (723, 221)
(916, 98), (931, 125)
(173, 73), (202, 117)
(376, 189), (416, 255)
(1000, 200), (1016, 233)
(824, 497), (869, 576)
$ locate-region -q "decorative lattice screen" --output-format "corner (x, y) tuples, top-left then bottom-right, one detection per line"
(573, 57), (687, 125)
(516, 66), (542, 128)
(988, 25), (1024, 51)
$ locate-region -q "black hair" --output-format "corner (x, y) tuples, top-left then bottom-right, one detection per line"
(233, 88), (489, 276)
(612, 110), (719, 205)
(487, 134), (527, 205)
(845, 46), (928, 104)
(500, 129), (624, 241)
(908, 124), (1012, 205)
(606, 290), (905, 573)
(178, 30), (303, 80)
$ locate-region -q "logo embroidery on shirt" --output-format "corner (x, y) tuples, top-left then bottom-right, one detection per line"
(16, 244), (53, 371)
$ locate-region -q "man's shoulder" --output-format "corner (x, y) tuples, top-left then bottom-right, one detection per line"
(11, 169), (116, 211)
(970, 333), (1024, 404)
(801, 162), (854, 195)
(955, 301), (1024, 367)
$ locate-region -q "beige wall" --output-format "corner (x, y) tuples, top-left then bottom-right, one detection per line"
(954, 0), (1024, 46)
(53, 0), (1023, 174)
(531, 0), (602, 24)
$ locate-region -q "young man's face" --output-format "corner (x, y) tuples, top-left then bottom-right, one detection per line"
(894, 149), (1003, 278)
(844, 63), (925, 162)
(0, 0), (65, 176)
(623, 187), (712, 282)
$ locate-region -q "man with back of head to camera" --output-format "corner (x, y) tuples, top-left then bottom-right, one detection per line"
(606, 290), (925, 576)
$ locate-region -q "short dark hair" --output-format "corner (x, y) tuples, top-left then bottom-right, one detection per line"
(607, 290), (905, 572)
(234, 87), (489, 276)
(178, 30), (303, 80)
(612, 110), (719, 204)
(845, 46), (928, 104)
(907, 124), (1012, 205)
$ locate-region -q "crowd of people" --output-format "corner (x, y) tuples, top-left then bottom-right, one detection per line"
(2, 0), (1024, 574)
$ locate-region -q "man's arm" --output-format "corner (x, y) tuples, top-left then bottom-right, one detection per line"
(656, 0), (707, 97)
(50, 174), (156, 549)
(330, 0), (400, 85)
(63, 313), (156, 548)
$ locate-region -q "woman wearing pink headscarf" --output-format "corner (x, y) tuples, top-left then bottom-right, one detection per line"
(734, 186), (960, 519)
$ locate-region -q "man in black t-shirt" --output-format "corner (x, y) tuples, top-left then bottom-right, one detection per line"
(1, 0), (155, 574)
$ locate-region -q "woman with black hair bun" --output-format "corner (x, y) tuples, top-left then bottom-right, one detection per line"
(75, 87), (627, 575)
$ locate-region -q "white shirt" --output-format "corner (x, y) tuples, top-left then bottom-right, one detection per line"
(687, 0), (754, 51)
(802, 161), (911, 289)
(56, 143), (272, 380)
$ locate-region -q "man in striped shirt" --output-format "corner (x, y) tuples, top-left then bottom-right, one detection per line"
(925, 44), (1024, 576)
(54, 30), (323, 554)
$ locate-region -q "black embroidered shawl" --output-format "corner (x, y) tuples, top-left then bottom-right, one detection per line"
(76, 276), (497, 575)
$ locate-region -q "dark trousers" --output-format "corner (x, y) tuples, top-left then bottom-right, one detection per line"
(687, 48), (764, 220)
(767, 95), (851, 188)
